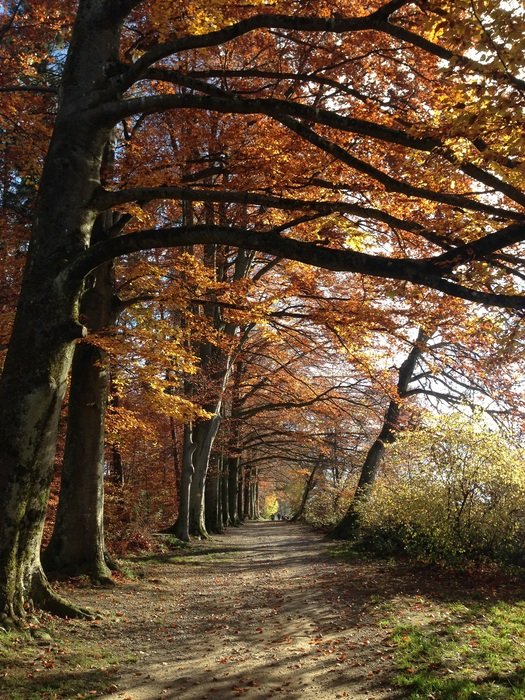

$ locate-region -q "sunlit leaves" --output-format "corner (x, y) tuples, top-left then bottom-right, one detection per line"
(358, 412), (525, 564)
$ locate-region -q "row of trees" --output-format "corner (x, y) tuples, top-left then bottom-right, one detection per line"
(0, 0), (524, 626)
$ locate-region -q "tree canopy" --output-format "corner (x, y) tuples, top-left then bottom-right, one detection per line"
(0, 0), (524, 626)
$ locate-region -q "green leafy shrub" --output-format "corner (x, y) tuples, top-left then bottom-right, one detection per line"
(356, 413), (525, 566)
(305, 482), (355, 528)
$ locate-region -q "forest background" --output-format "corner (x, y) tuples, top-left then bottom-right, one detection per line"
(0, 0), (525, 627)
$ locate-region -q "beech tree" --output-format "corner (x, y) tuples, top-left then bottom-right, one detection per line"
(1, 0), (525, 626)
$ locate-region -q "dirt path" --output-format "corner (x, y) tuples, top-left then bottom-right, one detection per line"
(59, 522), (404, 699)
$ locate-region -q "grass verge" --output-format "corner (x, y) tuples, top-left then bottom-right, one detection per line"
(0, 623), (136, 699)
(390, 599), (525, 699)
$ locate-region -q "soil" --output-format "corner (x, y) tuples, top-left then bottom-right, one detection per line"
(55, 521), (409, 699)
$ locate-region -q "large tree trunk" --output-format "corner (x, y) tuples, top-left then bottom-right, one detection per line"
(42, 340), (113, 584)
(331, 329), (429, 540)
(0, 1), (127, 623)
(43, 219), (118, 583)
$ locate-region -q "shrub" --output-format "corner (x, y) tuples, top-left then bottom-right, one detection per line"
(356, 413), (525, 566)
(305, 481), (355, 528)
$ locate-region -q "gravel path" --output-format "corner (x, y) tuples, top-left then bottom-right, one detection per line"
(62, 521), (403, 699)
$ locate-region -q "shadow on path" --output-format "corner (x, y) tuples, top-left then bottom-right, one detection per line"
(52, 521), (525, 700)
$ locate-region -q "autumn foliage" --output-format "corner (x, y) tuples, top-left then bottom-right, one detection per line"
(0, 0), (525, 626)
(356, 413), (525, 566)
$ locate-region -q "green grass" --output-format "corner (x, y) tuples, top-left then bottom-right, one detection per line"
(0, 627), (136, 699)
(391, 600), (525, 699)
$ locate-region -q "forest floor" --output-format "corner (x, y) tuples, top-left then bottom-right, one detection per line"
(3, 521), (525, 700)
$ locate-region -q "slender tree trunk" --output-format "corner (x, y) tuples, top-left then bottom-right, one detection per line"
(254, 474), (260, 518)
(221, 458), (230, 528)
(246, 467), (258, 519)
(188, 414), (222, 537)
(243, 466), (251, 519)
(237, 466), (244, 523)
(169, 416), (182, 487)
(205, 454), (223, 534)
(173, 424), (196, 542)
(292, 459), (320, 521)
(111, 442), (124, 487)
(227, 456), (241, 526)
(109, 372), (125, 487)
(332, 329), (429, 540)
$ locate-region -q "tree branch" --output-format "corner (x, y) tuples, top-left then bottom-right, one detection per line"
(61, 224), (525, 309)
(94, 93), (525, 211)
(93, 185), (433, 239)
(432, 222), (525, 270)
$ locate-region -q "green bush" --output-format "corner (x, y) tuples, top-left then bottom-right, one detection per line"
(356, 413), (525, 566)
(305, 482), (354, 528)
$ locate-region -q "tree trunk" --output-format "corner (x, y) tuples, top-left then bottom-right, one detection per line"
(221, 458), (230, 529)
(292, 459), (320, 521)
(204, 454), (223, 534)
(243, 466), (252, 520)
(0, 1), (125, 623)
(43, 215), (118, 583)
(332, 329), (429, 540)
(188, 414), (222, 538)
(237, 466), (244, 523)
(42, 340), (113, 584)
(227, 456), (241, 526)
(172, 424), (196, 542)
(254, 474), (260, 519)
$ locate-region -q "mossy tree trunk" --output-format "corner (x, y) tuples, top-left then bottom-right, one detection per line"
(43, 213), (120, 584)
(0, 0), (129, 624)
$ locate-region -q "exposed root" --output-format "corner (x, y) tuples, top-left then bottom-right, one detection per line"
(31, 569), (96, 620)
(91, 573), (115, 588)
(0, 612), (19, 632)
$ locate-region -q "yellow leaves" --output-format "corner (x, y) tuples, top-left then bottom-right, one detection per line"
(262, 493), (279, 518)
(106, 405), (148, 440)
(116, 203), (155, 226)
(358, 411), (525, 563)
(146, 0), (278, 39)
(145, 390), (213, 421)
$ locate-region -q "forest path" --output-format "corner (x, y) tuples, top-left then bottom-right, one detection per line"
(65, 522), (404, 699)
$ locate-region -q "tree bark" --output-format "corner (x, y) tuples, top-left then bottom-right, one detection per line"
(0, 0), (124, 623)
(204, 454), (223, 534)
(188, 414), (222, 537)
(331, 329), (429, 540)
(221, 458), (230, 529)
(227, 456), (241, 526)
(237, 466), (244, 523)
(42, 340), (113, 583)
(292, 459), (320, 521)
(171, 424), (196, 542)
(43, 215), (119, 583)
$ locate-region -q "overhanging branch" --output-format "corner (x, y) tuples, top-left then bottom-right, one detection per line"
(61, 224), (525, 309)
